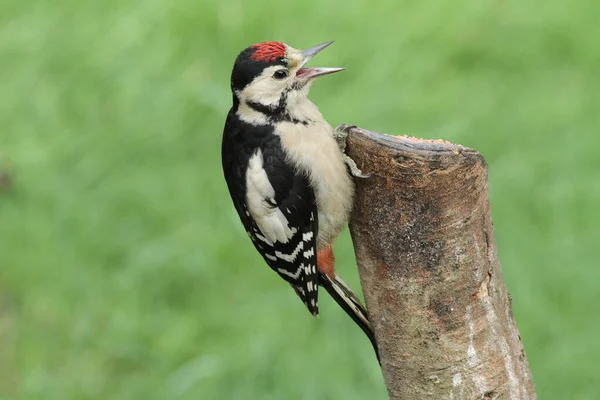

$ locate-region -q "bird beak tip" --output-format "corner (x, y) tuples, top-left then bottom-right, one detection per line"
(300, 41), (336, 64)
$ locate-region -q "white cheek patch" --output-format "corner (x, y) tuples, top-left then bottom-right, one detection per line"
(246, 149), (296, 244)
(237, 65), (289, 107)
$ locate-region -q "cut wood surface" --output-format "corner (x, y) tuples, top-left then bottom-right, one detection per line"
(342, 125), (536, 400)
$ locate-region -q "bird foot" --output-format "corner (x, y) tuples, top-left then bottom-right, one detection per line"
(333, 124), (370, 178)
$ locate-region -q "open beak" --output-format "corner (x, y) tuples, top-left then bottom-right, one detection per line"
(296, 41), (344, 79)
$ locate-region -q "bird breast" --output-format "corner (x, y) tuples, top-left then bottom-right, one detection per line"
(275, 118), (354, 249)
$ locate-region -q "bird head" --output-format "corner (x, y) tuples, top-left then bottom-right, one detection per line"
(230, 41), (343, 114)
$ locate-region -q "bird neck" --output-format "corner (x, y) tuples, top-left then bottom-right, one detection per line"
(234, 94), (323, 127)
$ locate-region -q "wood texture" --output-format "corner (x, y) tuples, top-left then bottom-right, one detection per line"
(343, 125), (536, 400)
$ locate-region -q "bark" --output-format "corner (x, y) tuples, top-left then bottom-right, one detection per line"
(343, 125), (536, 400)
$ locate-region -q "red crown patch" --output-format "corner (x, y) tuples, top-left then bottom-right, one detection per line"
(250, 42), (286, 62)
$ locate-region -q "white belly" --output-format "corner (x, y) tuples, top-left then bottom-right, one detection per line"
(275, 119), (354, 248)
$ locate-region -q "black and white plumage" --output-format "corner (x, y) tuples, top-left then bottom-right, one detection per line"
(221, 41), (378, 360)
(222, 115), (321, 314)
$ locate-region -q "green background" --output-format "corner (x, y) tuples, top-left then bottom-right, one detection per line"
(1, 0), (599, 398)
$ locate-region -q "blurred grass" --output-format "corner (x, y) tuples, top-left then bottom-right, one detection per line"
(1, 0), (599, 398)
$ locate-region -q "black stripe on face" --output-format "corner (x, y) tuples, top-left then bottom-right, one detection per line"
(246, 96), (286, 116)
(245, 88), (311, 126)
(246, 101), (311, 126)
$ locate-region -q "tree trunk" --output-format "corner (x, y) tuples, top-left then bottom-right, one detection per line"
(343, 125), (536, 399)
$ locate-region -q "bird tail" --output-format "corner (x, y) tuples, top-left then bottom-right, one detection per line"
(320, 273), (380, 362)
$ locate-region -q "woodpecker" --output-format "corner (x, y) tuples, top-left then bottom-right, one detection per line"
(221, 41), (378, 359)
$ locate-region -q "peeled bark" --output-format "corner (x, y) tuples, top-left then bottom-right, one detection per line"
(343, 126), (536, 399)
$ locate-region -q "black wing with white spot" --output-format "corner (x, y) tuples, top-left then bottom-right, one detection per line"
(222, 113), (320, 316)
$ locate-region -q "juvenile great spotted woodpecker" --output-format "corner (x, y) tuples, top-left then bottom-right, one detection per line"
(221, 41), (378, 359)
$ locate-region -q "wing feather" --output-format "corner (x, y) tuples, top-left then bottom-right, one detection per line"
(231, 136), (319, 316)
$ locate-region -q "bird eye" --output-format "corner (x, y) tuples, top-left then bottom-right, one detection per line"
(273, 69), (289, 80)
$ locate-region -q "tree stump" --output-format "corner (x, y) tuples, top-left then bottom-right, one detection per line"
(343, 125), (536, 400)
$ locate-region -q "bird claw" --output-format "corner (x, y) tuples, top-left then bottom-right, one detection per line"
(333, 124), (353, 152)
(333, 125), (370, 179)
(343, 154), (371, 178)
